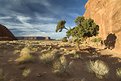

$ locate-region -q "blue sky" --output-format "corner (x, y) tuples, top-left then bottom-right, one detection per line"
(0, 0), (87, 39)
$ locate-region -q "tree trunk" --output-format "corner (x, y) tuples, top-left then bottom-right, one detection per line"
(76, 42), (80, 51)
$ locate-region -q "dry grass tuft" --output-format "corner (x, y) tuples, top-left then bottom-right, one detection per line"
(13, 50), (21, 55)
(15, 47), (34, 64)
(116, 68), (121, 78)
(40, 49), (60, 64)
(87, 60), (109, 79)
(52, 55), (69, 75)
(22, 68), (31, 77)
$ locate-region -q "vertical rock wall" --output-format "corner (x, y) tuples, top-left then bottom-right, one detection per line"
(84, 0), (121, 51)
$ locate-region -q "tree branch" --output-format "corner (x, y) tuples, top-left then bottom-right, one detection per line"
(64, 27), (69, 30)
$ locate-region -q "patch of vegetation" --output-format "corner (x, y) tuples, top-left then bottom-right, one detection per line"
(13, 50), (21, 54)
(22, 68), (31, 77)
(87, 60), (109, 79)
(62, 37), (68, 42)
(47, 46), (53, 51)
(40, 49), (60, 64)
(91, 37), (102, 43)
(116, 68), (121, 78)
(56, 16), (99, 50)
(28, 45), (38, 53)
(52, 55), (69, 75)
(66, 50), (80, 59)
(56, 20), (67, 32)
(15, 47), (34, 64)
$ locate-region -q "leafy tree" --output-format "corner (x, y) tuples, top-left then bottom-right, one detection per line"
(66, 26), (84, 50)
(75, 16), (85, 26)
(55, 16), (99, 50)
(56, 20), (68, 32)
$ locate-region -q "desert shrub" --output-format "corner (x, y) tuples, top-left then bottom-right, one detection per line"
(52, 55), (69, 75)
(13, 50), (21, 54)
(15, 47), (34, 64)
(22, 68), (31, 77)
(62, 37), (68, 42)
(40, 49), (60, 64)
(30, 47), (38, 53)
(60, 48), (67, 52)
(66, 50), (80, 59)
(28, 45), (38, 53)
(68, 50), (77, 55)
(41, 48), (48, 52)
(73, 53), (80, 59)
(47, 46), (53, 50)
(0, 69), (4, 81)
(87, 60), (109, 79)
(116, 68), (121, 78)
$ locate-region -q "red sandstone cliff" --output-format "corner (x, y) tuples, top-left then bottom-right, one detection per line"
(84, 0), (121, 51)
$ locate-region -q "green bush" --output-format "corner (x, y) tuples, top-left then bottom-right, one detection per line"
(62, 37), (68, 42)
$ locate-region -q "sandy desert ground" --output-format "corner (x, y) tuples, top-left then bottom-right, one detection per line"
(0, 40), (121, 81)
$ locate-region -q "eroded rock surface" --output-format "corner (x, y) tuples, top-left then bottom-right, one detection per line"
(84, 0), (121, 51)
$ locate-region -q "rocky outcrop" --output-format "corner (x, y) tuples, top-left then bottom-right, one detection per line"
(84, 0), (121, 51)
(0, 24), (17, 41)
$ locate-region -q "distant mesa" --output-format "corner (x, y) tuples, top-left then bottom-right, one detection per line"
(0, 24), (51, 41)
(0, 24), (17, 41)
(16, 36), (51, 40)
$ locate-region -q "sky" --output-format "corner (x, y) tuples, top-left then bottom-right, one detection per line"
(0, 0), (88, 39)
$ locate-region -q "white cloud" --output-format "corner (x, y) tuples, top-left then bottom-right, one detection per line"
(35, 13), (55, 21)
(17, 16), (31, 22)
(0, 16), (12, 20)
(16, 15), (34, 28)
(17, 16), (31, 24)
(37, 16), (54, 21)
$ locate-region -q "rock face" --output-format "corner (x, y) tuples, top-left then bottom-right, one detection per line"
(84, 0), (121, 51)
(0, 24), (17, 41)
